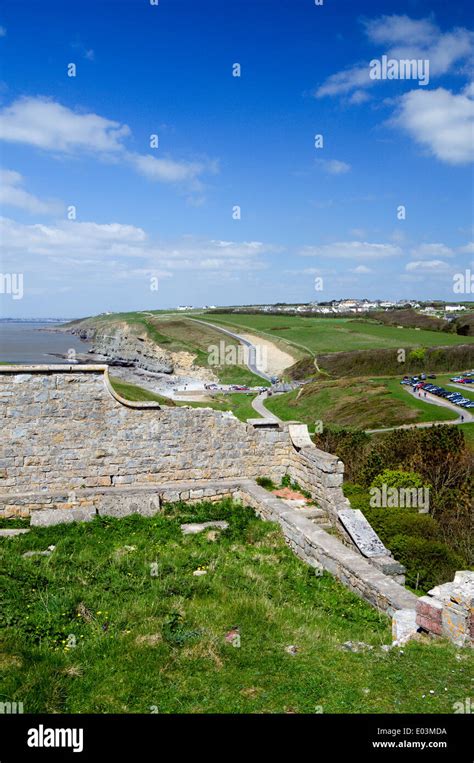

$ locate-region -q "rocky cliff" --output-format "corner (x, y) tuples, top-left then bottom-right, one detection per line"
(88, 323), (174, 374)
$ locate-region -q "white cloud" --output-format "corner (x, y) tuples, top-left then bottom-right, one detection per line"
(0, 96), (130, 153)
(0, 169), (62, 215)
(392, 86), (474, 165)
(351, 265), (373, 274)
(299, 241), (402, 259)
(315, 15), (474, 99)
(0, 96), (218, 189)
(410, 243), (454, 258)
(405, 260), (450, 272)
(0, 217), (273, 277)
(349, 90), (372, 105)
(364, 15), (438, 47)
(316, 65), (371, 98)
(71, 41), (95, 61)
(129, 153), (216, 187)
(317, 159), (351, 175)
(459, 242), (474, 254)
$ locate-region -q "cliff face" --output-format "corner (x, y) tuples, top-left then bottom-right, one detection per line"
(65, 320), (217, 381)
(89, 324), (174, 374)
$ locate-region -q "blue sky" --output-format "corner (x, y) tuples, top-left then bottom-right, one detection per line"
(0, 0), (473, 317)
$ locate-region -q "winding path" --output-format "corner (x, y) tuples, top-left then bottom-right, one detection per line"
(251, 391), (282, 422)
(187, 318), (273, 382)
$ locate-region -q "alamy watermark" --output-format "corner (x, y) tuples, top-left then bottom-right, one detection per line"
(370, 484), (430, 512)
(453, 269), (473, 294)
(208, 341), (268, 373)
(453, 698), (473, 714)
(0, 701), (24, 714)
(369, 55), (430, 86)
(0, 272), (23, 300)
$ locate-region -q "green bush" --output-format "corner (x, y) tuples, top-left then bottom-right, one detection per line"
(344, 484), (469, 592)
(256, 476), (276, 490)
(408, 347), (426, 364)
(363, 505), (465, 592)
(371, 469), (429, 491)
(388, 535), (465, 592)
(364, 506), (440, 541)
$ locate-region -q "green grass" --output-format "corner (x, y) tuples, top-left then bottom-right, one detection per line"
(108, 376), (258, 422)
(378, 379), (458, 423)
(177, 393), (259, 422)
(458, 423), (474, 449)
(1, 500), (471, 714)
(109, 377), (175, 406)
(198, 314), (474, 355)
(264, 377), (457, 431)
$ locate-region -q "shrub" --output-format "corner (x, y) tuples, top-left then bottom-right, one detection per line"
(408, 347), (426, 364)
(256, 476), (276, 490)
(364, 506), (440, 541)
(363, 505), (466, 592)
(370, 469), (429, 491)
(388, 536), (465, 592)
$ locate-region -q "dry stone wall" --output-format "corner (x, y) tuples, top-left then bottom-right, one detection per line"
(0, 366), (291, 506)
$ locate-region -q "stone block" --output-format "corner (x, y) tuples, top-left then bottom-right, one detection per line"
(97, 493), (161, 518)
(392, 608), (418, 645)
(416, 595), (443, 623)
(30, 507), (96, 527)
(416, 613), (442, 635)
(180, 521), (229, 535)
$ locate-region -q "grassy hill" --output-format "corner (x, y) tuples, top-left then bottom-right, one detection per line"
(298, 344), (474, 380)
(265, 378), (458, 431)
(1, 501), (471, 714)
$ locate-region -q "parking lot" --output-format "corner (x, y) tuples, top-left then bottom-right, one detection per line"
(400, 372), (474, 411)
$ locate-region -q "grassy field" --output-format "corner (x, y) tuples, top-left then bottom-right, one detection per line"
(109, 377), (176, 406)
(181, 393), (259, 422)
(1, 500), (471, 714)
(265, 377), (457, 431)
(198, 314), (474, 355)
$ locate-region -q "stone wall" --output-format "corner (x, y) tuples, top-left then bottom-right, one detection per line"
(237, 481), (417, 615)
(416, 572), (473, 647)
(288, 446), (350, 519)
(0, 366), (291, 506)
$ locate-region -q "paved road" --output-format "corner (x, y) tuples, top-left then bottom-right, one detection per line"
(251, 391), (282, 422)
(367, 386), (473, 433)
(187, 317), (273, 382)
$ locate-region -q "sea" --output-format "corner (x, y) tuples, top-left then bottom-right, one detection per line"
(0, 321), (89, 364)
